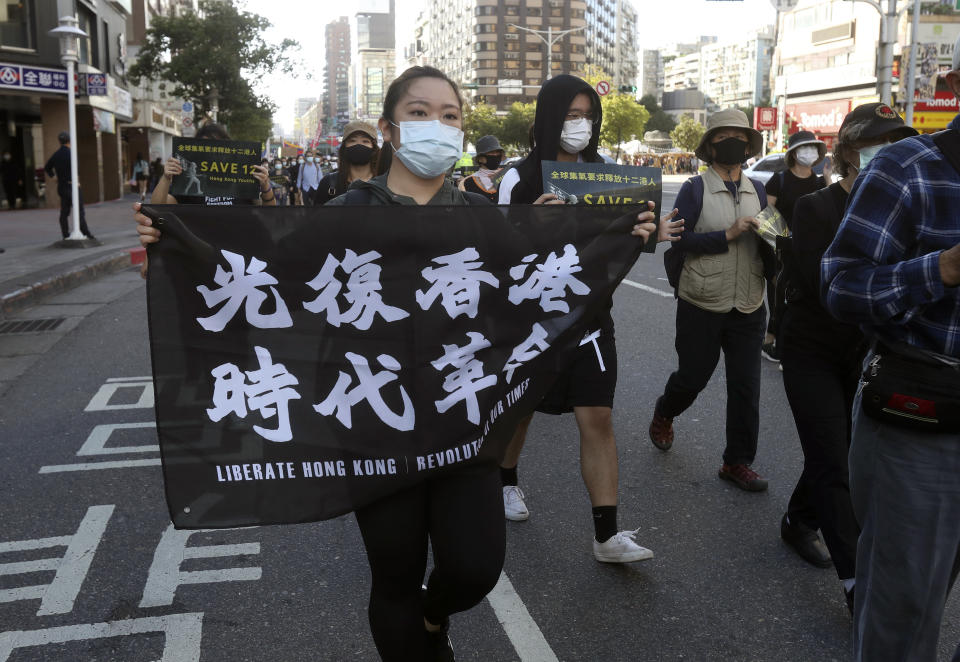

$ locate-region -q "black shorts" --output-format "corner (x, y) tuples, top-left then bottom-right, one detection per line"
(135, 173), (147, 181)
(537, 329), (617, 414)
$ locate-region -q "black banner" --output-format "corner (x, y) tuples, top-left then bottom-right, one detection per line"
(542, 161), (661, 253)
(170, 138), (261, 200)
(145, 203), (646, 528)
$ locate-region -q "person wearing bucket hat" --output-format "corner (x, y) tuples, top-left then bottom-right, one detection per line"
(649, 107), (776, 493)
(458, 134), (504, 202)
(775, 103), (917, 609)
(822, 36), (960, 659)
(315, 120), (380, 205)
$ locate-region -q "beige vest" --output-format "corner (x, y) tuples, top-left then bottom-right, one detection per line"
(677, 167), (766, 314)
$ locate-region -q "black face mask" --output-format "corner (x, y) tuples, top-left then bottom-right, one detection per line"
(344, 144), (374, 165)
(480, 155), (502, 170)
(711, 137), (749, 165)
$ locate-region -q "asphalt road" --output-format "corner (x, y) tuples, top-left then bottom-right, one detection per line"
(2, 184), (959, 661)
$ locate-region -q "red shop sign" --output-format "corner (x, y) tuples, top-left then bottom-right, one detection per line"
(785, 100), (851, 134)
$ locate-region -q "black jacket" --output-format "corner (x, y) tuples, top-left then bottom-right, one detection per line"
(44, 145), (73, 192)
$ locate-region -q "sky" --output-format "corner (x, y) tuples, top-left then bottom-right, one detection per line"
(248, 0), (779, 135)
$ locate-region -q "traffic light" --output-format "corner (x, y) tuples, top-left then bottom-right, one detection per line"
(618, 85), (638, 94)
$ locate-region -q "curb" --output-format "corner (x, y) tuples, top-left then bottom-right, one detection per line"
(0, 247), (145, 318)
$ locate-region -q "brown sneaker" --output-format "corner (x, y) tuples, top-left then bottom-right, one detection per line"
(648, 408), (674, 450)
(718, 463), (768, 492)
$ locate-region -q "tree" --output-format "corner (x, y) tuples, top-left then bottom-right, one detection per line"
(638, 94), (676, 133)
(501, 101), (537, 151)
(462, 102), (502, 148)
(670, 115), (707, 152)
(129, 0), (299, 141)
(599, 93), (649, 151)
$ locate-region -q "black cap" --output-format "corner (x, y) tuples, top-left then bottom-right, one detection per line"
(840, 103), (918, 141)
(57, 131), (70, 144)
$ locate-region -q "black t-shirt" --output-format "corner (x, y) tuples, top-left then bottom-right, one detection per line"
(314, 172), (344, 205)
(765, 170), (825, 229)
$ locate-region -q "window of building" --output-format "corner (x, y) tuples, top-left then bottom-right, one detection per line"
(504, 42), (519, 51)
(0, 0), (34, 50)
(77, 5), (98, 68)
(503, 60), (520, 69)
(505, 5), (519, 15)
(526, 7), (541, 16)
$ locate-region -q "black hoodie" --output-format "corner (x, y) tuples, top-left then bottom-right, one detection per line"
(510, 75), (603, 204)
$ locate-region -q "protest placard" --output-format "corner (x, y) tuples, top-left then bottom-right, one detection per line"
(170, 138), (262, 201)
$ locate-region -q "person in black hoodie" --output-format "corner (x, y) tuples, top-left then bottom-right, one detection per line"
(498, 74), (683, 564)
(777, 103), (916, 612)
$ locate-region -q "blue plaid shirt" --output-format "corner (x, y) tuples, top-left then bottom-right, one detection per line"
(822, 113), (960, 358)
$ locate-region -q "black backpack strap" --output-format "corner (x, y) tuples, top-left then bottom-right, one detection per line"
(933, 129), (960, 176)
(336, 187), (375, 204)
(461, 191), (493, 206)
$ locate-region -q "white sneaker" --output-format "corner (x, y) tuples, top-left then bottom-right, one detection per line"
(593, 529), (654, 563)
(502, 485), (529, 521)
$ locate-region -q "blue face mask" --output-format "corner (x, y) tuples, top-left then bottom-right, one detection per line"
(859, 143), (888, 170)
(390, 120), (464, 178)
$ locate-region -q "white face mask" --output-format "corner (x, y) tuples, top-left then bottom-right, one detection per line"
(560, 118), (592, 155)
(391, 119), (464, 178)
(298, 158), (304, 164)
(795, 145), (820, 167)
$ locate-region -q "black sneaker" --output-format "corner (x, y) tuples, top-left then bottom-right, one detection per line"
(761, 341), (781, 362)
(424, 618), (455, 662)
(780, 514), (832, 568)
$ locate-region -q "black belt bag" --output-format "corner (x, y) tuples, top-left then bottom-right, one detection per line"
(860, 347), (960, 433)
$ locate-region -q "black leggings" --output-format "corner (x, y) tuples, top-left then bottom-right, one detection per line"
(355, 465), (505, 661)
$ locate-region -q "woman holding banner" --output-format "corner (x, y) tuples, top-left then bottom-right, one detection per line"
(149, 122), (276, 207)
(495, 74), (683, 564)
(135, 66), (659, 662)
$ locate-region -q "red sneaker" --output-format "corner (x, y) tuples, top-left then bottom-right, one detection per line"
(648, 408), (674, 451)
(718, 464), (768, 492)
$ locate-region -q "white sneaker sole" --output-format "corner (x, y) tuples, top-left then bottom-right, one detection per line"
(505, 510), (529, 522)
(594, 547), (654, 563)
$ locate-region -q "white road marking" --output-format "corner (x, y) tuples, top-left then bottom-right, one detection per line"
(85, 380), (154, 411)
(77, 422), (158, 455)
(486, 571), (560, 662)
(0, 505), (113, 616)
(140, 525), (262, 608)
(39, 459), (161, 473)
(106, 376), (153, 382)
(0, 612), (204, 662)
(621, 278), (674, 298)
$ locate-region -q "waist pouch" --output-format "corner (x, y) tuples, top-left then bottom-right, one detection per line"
(860, 347), (960, 433)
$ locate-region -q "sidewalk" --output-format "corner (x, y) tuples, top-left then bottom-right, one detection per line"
(0, 193), (144, 319)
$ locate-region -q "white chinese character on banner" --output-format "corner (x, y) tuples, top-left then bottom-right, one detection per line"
(315, 353), (414, 431)
(23, 71), (37, 86)
(196, 250), (292, 332)
(304, 249), (409, 330)
(416, 247), (499, 319)
(504, 323), (550, 383)
(507, 244), (590, 313)
(38, 72), (52, 87)
(207, 346), (301, 442)
(431, 332), (497, 424)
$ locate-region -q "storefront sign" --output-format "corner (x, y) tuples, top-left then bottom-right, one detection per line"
(86, 73), (108, 96)
(785, 100), (850, 134)
(914, 90), (959, 113)
(911, 111), (956, 131)
(0, 62), (68, 94)
(915, 22), (959, 67)
(92, 109), (115, 134)
(754, 107), (778, 132)
(113, 86), (133, 121)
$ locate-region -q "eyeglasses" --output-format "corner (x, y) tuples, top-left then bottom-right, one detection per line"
(565, 112), (596, 122)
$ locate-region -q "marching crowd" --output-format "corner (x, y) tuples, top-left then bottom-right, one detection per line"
(124, 34), (960, 662)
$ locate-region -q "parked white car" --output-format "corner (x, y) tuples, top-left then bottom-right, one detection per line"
(744, 152), (836, 184)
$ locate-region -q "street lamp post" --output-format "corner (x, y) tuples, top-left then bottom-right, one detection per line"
(48, 16), (88, 244)
(507, 24), (586, 80)
(843, 0), (907, 105)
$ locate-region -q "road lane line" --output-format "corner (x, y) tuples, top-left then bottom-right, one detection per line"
(621, 279), (674, 298)
(39, 459), (161, 473)
(486, 571), (560, 662)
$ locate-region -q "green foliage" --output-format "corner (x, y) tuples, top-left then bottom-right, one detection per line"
(646, 110), (677, 133)
(129, 0), (299, 141)
(638, 94), (659, 115)
(670, 115), (706, 152)
(580, 64), (611, 91)
(599, 93), (649, 149)
(462, 102), (502, 148)
(501, 101), (537, 151)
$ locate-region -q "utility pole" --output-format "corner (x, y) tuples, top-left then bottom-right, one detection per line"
(508, 24), (586, 80)
(844, 0), (908, 106)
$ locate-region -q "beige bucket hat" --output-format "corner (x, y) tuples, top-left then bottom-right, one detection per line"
(694, 108), (763, 162)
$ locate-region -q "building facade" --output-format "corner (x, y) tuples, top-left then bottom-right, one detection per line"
(584, 0), (638, 92)
(640, 49), (663, 103)
(699, 28), (774, 109)
(323, 17), (350, 135)
(352, 0), (395, 123)
(420, 0), (588, 111)
(0, 0), (141, 209)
